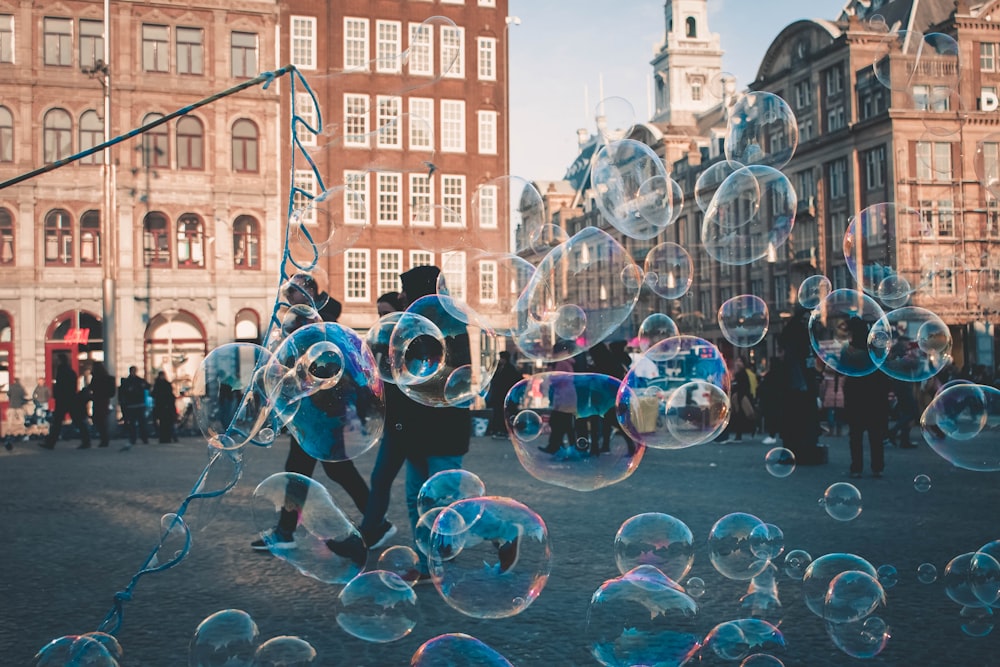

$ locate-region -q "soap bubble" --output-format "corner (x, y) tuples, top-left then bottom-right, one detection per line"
(918, 562), (939, 584)
(867, 306), (952, 382)
(913, 474), (932, 492)
(921, 383), (1000, 471)
(694, 160), (747, 212)
(410, 633), (513, 667)
(252, 636), (316, 666)
(725, 91), (799, 170)
(33, 635), (118, 667)
(741, 655), (785, 667)
(637, 313), (680, 353)
(749, 523), (785, 561)
(365, 311), (404, 384)
(797, 274), (832, 309)
(335, 570), (419, 643)
(719, 294), (769, 348)
(783, 549), (813, 580)
(686, 576), (706, 598)
(708, 512), (769, 581)
(821, 482), (862, 521)
(591, 139), (673, 239)
(286, 186), (368, 264)
(824, 570), (886, 624)
(665, 380), (731, 447)
(509, 409), (543, 441)
(586, 565), (701, 667)
(826, 616), (890, 659)
(417, 469), (486, 516)
(192, 342), (276, 449)
(802, 553), (878, 618)
(960, 606), (995, 637)
(943, 552), (992, 608)
(428, 496), (550, 619)
(972, 541), (1000, 606)
(643, 242), (693, 299)
(614, 512), (695, 581)
(189, 609), (258, 667)
(414, 507), (458, 559)
(595, 96), (637, 142)
(877, 564), (899, 589)
(808, 289), (889, 377)
(701, 618), (786, 662)
(378, 545), (422, 586)
(553, 303), (587, 340)
(765, 447), (796, 477)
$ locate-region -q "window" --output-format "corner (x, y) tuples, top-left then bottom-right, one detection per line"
(344, 17), (369, 70)
(408, 23), (433, 76)
(983, 43), (996, 72)
(799, 117), (814, 141)
(43, 108), (72, 163)
(143, 212), (170, 266)
(232, 119), (258, 172)
(0, 15), (12, 63)
(344, 170), (368, 224)
(441, 250), (466, 300)
(293, 169), (317, 225)
(988, 196), (1000, 237)
(376, 95), (402, 148)
(43, 18), (71, 67)
(938, 200), (955, 237)
(378, 249), (403, 296)
(442, 175), (466, 225)
(79, 110), (102, 165)
(685, 17), (697, 38)
(176, 116), (203, 170)
(825, 65), (844, 95)
(916, 141), (952, 181)
(376, 20), (401, 73)
(409, 98), (434, 150)
(912, 84), (929, 111)
(794, 80), (812, 109)
(828, 159), (847, 199)
(176, 214), (205, 268)
(479, 0), (496, 5)
(377, 172), (402, 225)
(479, 260), (497, 303)
(478, 37), (496, 80)
(295, 93), (316, 146)
(344, 94), (370, 147)
(933, 142), (952, 178)
(231, 32), (258, 78)
(0, 208), (13, 264)
(477, 184), (498, 228)
(796, 169), (816, 200)
(826, 104), (845, 132)
(0, 106), (12, 162)
(931, 86), (950, 112)
(478, 110), (497, 154)
(410, 173), (433, 226)
(291, 16), (316, 69)
(345, 249), (369, 302)
(441, 100), (465, 152)
(441, 26), (464, 78)
(773, 275), (789, 311)
(932, 265), (955, 296)
(80, 210), (100, 266)
(983, 142), (999, 192)
(142, 113), (169, 168)
(830, 212), (847, 254)
(865, 146), (886, 189)
(79, 20), (103, 71)
(176, 27), (203, 75)
(44, 209), (73, 265)
(233, 216), (260, 269)
(142, 24), (169, 72)
(410, 249), (433, 268)
(692, 82), (702, 101)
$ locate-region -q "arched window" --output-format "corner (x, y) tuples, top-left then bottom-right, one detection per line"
(0, 208), (14, 264)
(176, 213), (205, 268)
(233, 215), (260, 269)
(143, 211), (171, 266)
(232, 119), (258, 172)
(0, 106), (12, 162)
(79, 110), (103, 165)
(44, 209), (73, 265)
(235, 309), (259, 342)
(43, 108), (72, 163)
(176, 116), (204, 170)
(80, 210), (101, 266)
(686, 16), (697, 38)
(142, 112), (169, 169)
(0, 310), (13, 394)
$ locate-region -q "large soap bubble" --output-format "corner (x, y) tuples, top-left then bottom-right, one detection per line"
(417, 469), (486, 516)
(808, 289), (889, 377)
(644, 242), (692, 299)
(189, 609), (258, 667)
(614, 513), (695, 581)
(700, 618), (786, 663)
(826, 616), (890, 659)
(867, 306), (952, 382)
(921, 383), (1000, 471)
(708, 512), (770, 581)
(695, 160), (747, 212)
(410, 633), (514, 667)
(335, 570), (419, 643)
(591, 139), (674, 240)
(595, 96), (637, 143)
(725, 91), (798, 169)
(824, 570), (886, 624)
(192, 342), (276, 449)
(33, 635), (119, 667)
(637, 313), (680, 353)
(802, 553), (878, 618)
(719, 294), (769, 348)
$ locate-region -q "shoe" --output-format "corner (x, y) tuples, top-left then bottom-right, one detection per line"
(77, 443), (91, 449)
(252, 528), (297, 552)
(38, 441), (55, 450)
(849, 472), (862, 479)
(326, 534), (367, 566)
(497, 537), (520, 574)
(762, 436), (777, 445)
(364, 522), (398, 550)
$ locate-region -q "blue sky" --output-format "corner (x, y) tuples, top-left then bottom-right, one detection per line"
(509, 0), (847, 181)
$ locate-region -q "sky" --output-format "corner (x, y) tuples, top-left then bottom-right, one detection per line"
(508, 0), (848, 182)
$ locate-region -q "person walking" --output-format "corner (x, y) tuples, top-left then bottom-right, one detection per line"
(485, 351), (523, 439)
(88, 362), (116, 447)
(118, 366), (150, 450)
(843, 318), (892, 478)
(31, 377), (51, 429)
(5, 376), (28, 439)
(539, 347), (577, 455)
(819, 363), (846, 436)
(152, 371), (177, 444)
(41, 354), (91, 450)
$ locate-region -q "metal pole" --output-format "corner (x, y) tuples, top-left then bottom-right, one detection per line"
(101, 0), (116, 378)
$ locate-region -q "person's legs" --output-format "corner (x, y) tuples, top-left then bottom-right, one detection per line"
(320, 459), (370, 514)
(869, 423), (886, 475)
(407, 455), (464, 575)
(276, 438), (319, 536)
(359, 435), (407, 538)
(72, 404), (91, 447)
(44, 402), (69, 446)
(848, 421), (864, 475)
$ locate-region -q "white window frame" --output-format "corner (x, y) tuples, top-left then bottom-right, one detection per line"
(477, 184), (498, 228)
(408, 23), (433, 76)
(292, 169), (317, 225)
(343, 93), (370, 147)
(865, 146), (885, 189)
(933, 142), (952, 179)
(377, 172), (402, 225)
(938, 200), (955, 237)
(295, 92), (317, 146)
(376, 95), (402, 149)
(916, 141), (932, 181)
(377, 249), (403, 296)
(344, 17), (369, 71)
(479, 259), (498, 303)
(409, 97), (434, 150)
(441, 99), (466, 153)
(291, 16), (316, 70)
(477, 109), (497, 154)
(441, 250), (466, 300)
(409, 173), (434, 226)
(828, 159), (846, 199)
(0, 14), (13, 64)
(983, 42), (996, 72)
(375, 20), (401, 73)
(440, 25), (465, 79)
(345, 249), (370, 302)
(410, 249), (434, 269)
(344, 170), (369, 225)
(442, 174), (466, 226)
(477, 37), (496, 81)
(478, 0), (496, 5)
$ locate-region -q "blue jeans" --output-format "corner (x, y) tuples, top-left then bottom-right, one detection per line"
(358, 432), (407, 538)
(405, 454), (463, 572)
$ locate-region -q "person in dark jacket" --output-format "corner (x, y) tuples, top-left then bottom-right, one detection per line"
(41, 354), (91, 450)
(843, 317), (892, 478)
(118, 366), (150, 449)
(485, 351), (523, 438)
(88, 362), (116, 447)
(775, 306), (824, 464)
(152, 371), (177, 443)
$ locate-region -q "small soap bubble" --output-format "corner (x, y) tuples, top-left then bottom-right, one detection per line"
(510, 409), (543, 441)
(802, 553), (878, 618)
(797, 274), (832, 309)
(765, 447), (796, 477)
(725, 91), (798, 170)
(943, 552), (988, 608)
(708, 512), (769, 581)
(913, 474), (932, 493)
(644, 242), (693, 299)
(719, 295), (769, 348)
(591, 139), (673, 239)
(378, 545), (422, 586)
(877, 564), (899, 589)
(614, 512), (695, 581)
(827, 615), (890, 659)
(960, 606), (995, 638)
(694, 160), (746, 212)
(917, 562), (938, 584)
(783, 549), (812, 580)
(554, 304), (587, 340)
(335, 570), (419, 643)
(808, 289), (889, 378)
(822, 482), (862, 522)
(637, 313), (680, 353)
(749, 523), (785, 561)
(920, 383), (1000, 471)
(33, 635), (118, 667)
(741, 655), (785, 667)
(686, 576), (706, 598)
(824, 570), (886, 625)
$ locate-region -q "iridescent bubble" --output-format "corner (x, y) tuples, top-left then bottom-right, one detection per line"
(189, 609), (259, 667)
(822, 482), (863, 522)
(410, 633), (513, 667)
(252, 636), (316, 667)
(749, 523), (785, 561)
(877, 564), (899, 589)
(586, 565), (701, 667)
(378, 545), (422, 586)
(960, 606), (995, 637)
(694, 160), (747, 212)
(943, 552), (994, 608)
(428, 496), (550, 619)
(595, 96), (637, 142)
(250, 472), (366, 584)
(192, 342), (276, 449)
(335, 570), (419, 643)
(510, 409), (542, 442)
(725, 91), (799, 170)
(783, 549), (813, 580)
(591, 139), (673, 239)
(797, 274), (832, 309)
(719, 294), (769, 347)
(824, 570), (886, 624)
(920, 383), (1000, 471)
(917, 562), (938, 584)
(765, 447), (796, 478)
(701, 618), (785, 662)
(686, 576), (706, 598)
(665, 380), (730, 447)
(417, 469), (486, 517)
(637, 313), (680, 353)
(614, 512), (695, 581)
(279, 303), (322, 338)
(414, 507), (458, 559)
(826, 616), (890, 659)
(808, 289), (889, 377)
(365, 311), (404, 384)
(802, 553), (878, 618)
(553, 303), (587, 340)
(643, 242), (692, 299)
(867, 306), (952, 382)
(972, 541), (1000, 607)
(741, 655), (785, 667)
(33, 635), (118, 667)
(913, 474), (932, 493)
(708, 512), (769, 581)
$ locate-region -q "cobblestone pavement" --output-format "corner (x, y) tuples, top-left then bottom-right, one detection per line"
(2, 430), (999, 666)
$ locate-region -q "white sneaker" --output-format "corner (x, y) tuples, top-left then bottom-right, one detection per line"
(762, 436), (777, 445)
